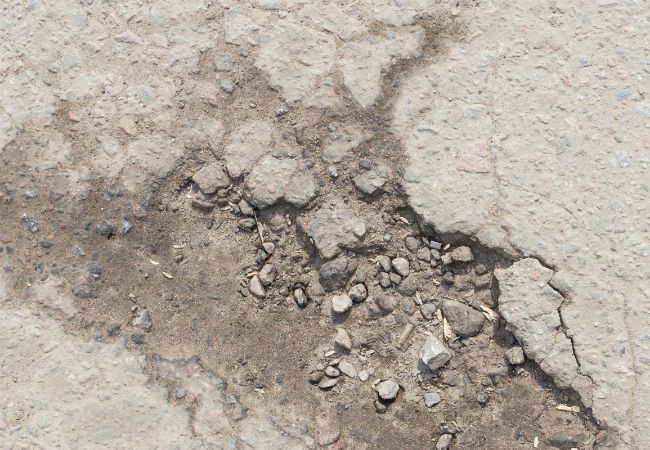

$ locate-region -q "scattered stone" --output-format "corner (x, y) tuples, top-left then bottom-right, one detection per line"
(334, 328), (352, 350)
(348, 284), (368, 303)
(416, 247), (431, 262)
(420, 336), (451, 372)
(441, 272), (455, 285)
(319, 256), (357, 292)
(396, 276), (417, 296)
(358, 370), (370, 382)
(441, 300), (484, 338)
(374, 400), (387, 414)
(248, 276), (266, 298)
(389, 273), (402, 285)
(476, 391), (489, 405)
(338, 360), (357, 378)
(505, 346), (525, 365)
(73, 282), (94, 298)
(436, 434), (453, 450)
(258, 264), (277, 286)
(430, 240), (443, 250)
(262, 242), (275, 255)
(317, 429), (340, 447)
(219, 78), (235, 94)
(475, 263), (487, 275)
(405, 236), (420, 252)
(352, 165), (390, 195)
(325, 366), (341, 377)
(318, 377), (338, 390)
(391, 257), (410, 277)
(370, 294), (395, 317)
(378, 272), (391, 288)
(294, 288), (308, 307)
(300, 207), (366, 259)
(547, 431), (583, 449)
(332, 294), (353, 314)
(420, 303), (437, 320)
(238, 218), (256, 231)
(376, 380), (400, 401)
(378, 255), (392, 272)
(238, 200), (254, 216)
(424, 392), (442, 407)
(39, 239), (53, 249)
(130, 333), (145, 344)
(474, 274), (492, 289)
(133, 309), (153, 331)
(309, 371), (324, 385)
(106, 323), (121, 336)
(192, 163), (230, 195)
(191, 198), (215, 212)
(451, 246), (474, 262)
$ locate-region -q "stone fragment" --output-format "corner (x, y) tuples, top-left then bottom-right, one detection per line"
(391, 257), (410, 277)
(244, 154), (318, 208)
(238, 200), (254, 216)
(378, 256), (392, 272)
(258, 264), (277, 286)
(451, 246), (474, 262)
(352, 165), (390, 196)
(420, 303), (437, 320)
(319, 257), (357, 292)
(348, 284), (367, 303)
(193, 163), (230, 195)
(495, 258), (592, 400)
(368, 294), (395, 318)
(416, 247), (431, 262)
(436, 434), (453, 450)
(424, 392), (442, 408)
(334, 328), (352, 350)
(262, 242), (275, 255)
(332, 294), (353, 314)
(405, 236), (421, 252)
(301, 208), (366, 259)
(318, 377), (338, 390)
(396, 276), (417, 296)
(223, 120), (274, 178)
(376, 380), (400, 401)
(294, 288), (308, 307)
(248, 276), (266, 298)
(219, 78), (235, 94)
(358, 370), (369, 382)
(309, 371), (324, 385)
(338, 360), (357, 378)
(325, 366), (340, 377)
(441, 300), (484, 338)
(133, 309), (153, 332)
(321, 127), (364, 163)
(420, 336), (451, 372)
(505, 346), (525, 365)
(378, 272), (391, 288)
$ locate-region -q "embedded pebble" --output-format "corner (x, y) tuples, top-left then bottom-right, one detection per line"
(334, 328), (352, 350)
(505, 346), (525, 365)
(391, 257), (410, 277)
(338, 360), (357, 378)
(332, 294), (353, 314)
(376, 380), (400, 401)
(420, 336), (451, 371)
(249, 276), (266, 298)
(348, 284), (367, 303)
(424, 392), (442, 407)
(451, 246), (474, 262)
(258, 263), (277, 286)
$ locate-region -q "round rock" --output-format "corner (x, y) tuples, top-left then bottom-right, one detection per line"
(331, 294), (353, 314)
(376, 380), (400, 401)
(391, 257), (410, 277)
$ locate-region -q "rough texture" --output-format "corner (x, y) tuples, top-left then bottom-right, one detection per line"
(396, 1), (649, 444)
(301, 207), (366, 259)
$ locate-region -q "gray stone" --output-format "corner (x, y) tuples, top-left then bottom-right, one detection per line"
(450, 246), (474, 262)
(420, 303), (437, 321)
(293, 288), (308, 307)
(338, 360), (357, 378)
(318, 256), (357, 292)
(420, 336), (451, 372)
(331, 294), (353, 314)
(301, 207), (366, 259)
(405, 236), (421, 252)
(416, 247), (431, 262)
(133, 309), (153, 332)
(378, 272), (391, 288)
(219, 78), (235, 94)
(238, 200), (254, 216)
(258, 264), (277, 286)
(352, 165), (390, 195)
(318, 377), (338, 390)
(358, 370), (370, 382)
(441, 300), (484, 338)
(334, 328), (352, 350)
(192, 163), (230, 195)
(248, 276), (266, 298)
(325, 366), (340, 377)
(378, 255), (392, 272)
(223, 120), (274, 178)
(376, 380), (400, 401)
(391, 257), (410, 277)
(244, 154), (318, 208)
(262, 242), (275, 255)
(424, 392), (442, 407)
(396, 276), (417, 296)
(505, 346), (525, 365)
(348, 284), (368, 303)
(436, 433), (453, 450)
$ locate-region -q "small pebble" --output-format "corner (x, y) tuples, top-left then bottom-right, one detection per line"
(331, 294), (353, 314)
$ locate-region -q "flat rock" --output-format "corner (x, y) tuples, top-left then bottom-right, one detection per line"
(334, 328), (352, 350)
(353, 165), (390, 196)
(348, 284), (368, 303)
(338, 360), (357, 378)
(301, 207), (366, 259)
(424, 392), (442, 408)
(391, 257), (410, 277)
(258, 264), (277, 286)
(223, 120), (274, 178)
(248, 276), (266, 298)
(441, 300), (484, 338)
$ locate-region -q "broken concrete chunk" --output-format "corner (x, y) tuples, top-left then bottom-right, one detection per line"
(420, 336), (451, 372)
(495, 258), (593, 404)
(192, 163), (230, 195)
(244, 154), (318, 209)
(348, 284), (368, 303)
(441, 300), (484, 338)
(353, 164), (390, 196)
(301, 207), (366, 260)
(223, 120), (274, 178)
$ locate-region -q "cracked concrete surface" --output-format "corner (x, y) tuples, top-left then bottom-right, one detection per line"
(397, 0), (649, 446)
(0, 0), (648, 447)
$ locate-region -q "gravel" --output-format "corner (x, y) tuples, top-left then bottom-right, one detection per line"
(331, 294), (353, 314)
(376, 380), (400, 401)
(441, 300), (485, 338)
(420, 336), (451, 372)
